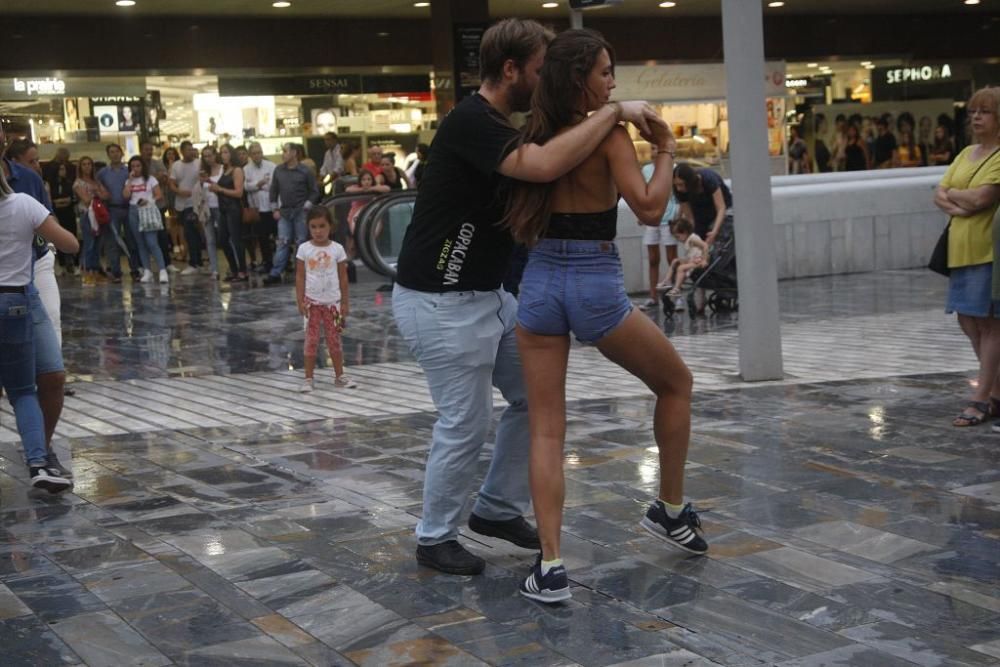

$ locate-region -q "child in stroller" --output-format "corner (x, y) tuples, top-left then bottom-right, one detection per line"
(658, 218), (707, 310)
(660, 215), (737, 316)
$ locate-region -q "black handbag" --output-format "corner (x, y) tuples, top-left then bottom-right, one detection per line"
(928, 147), (1000, 277)
(928, 223), (950, 276)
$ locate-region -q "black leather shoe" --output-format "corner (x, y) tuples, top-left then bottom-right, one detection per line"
(468, 514), (540, 550)
(416, 540), (485, 575)
(262, 274), (282, 285)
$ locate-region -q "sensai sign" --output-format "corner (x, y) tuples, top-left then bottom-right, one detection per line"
(885, 64), (953, 85)
(12, 77), (65, 96)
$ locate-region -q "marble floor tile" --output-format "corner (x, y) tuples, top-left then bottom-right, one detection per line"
(655, 591), (852, 661)
(77, 560), (193, 603)
(48, 610), (172, 667)
(773, 642), (934, 667)
(0, 613), (83, 665)
(728, 547), (881, 593)
(792, 520), (940, 563)
(5, 572), (108, 622)
(839, 621), (999, 666)
(176, 634), (309, 666)
(970, 638), (1000, 660)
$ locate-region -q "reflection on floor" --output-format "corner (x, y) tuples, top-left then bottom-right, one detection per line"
(0, 268), (996, 666)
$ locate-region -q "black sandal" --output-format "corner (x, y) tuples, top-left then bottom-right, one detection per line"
(953, 400), (991, 427)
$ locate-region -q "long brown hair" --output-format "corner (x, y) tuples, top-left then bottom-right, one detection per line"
(503, 28), (615, 246)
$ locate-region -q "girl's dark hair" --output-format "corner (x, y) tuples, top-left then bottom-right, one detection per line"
(358, 168), (376, 186)
(201, 145), (217, 174)
(674, 162), (701, 196)
(342, 143), (357, 160)
(672, 217), (693, 236)
(163, 147), (180, 165)
(307, 205), (338, 231)
(128, 155), (149, 180)
(219, 143), (237, 167)
(503, 28), (615, 245)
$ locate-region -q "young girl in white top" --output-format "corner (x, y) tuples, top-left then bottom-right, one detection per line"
(664, 217), (708, 298)
(123, 156), (168, 283)
(295, 206), (356, 392)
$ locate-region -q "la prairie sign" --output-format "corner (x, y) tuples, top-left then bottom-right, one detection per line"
(12, 77), (66, 96)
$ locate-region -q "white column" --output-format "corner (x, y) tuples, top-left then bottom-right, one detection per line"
(721, 0), (783, 381)
(569, 8), (583, 28)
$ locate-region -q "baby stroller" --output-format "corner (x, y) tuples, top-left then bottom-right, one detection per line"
(662, 216), (738, 317)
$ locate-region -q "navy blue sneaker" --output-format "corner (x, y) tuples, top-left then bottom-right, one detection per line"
(640, 501), (708, 555)
(519, 556), (571, 604)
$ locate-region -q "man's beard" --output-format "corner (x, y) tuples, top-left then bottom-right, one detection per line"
(509, 79), (534, 113)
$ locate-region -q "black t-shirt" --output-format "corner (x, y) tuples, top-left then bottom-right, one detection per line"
(874, 133), (897, 165)
(395, 94), (518, 292)
(675, 168), (732, 238)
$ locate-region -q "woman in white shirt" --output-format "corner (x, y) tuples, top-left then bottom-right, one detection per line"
(123, 156), (168, 283)
(0, 170), (78, 492)
(200, 146), (224, 278)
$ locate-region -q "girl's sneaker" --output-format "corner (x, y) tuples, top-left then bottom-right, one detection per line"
(140, 269), (154, 283)
(158, 269), (168, 283)
(519, 556), (571, 604)
(334, 376), (357, 388)
(29, 465), (72, 494)
(299, 378), (314, 393)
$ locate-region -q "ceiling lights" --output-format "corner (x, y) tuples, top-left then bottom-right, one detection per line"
(414, 1), (430, 6)
(542, 2), (559, 7)
(272, 1), (291, 7)
(964, 0), (981, 5)
(115, 0), (136, 6)
(768, 1), (785, 6)
(659, 1), (677, 7)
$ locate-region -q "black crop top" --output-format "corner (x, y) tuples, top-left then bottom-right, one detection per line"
(544, 206), (617, 241)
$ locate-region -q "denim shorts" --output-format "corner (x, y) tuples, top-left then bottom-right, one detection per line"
(517, 239), (632, 343)
(27, 287), (64, 375)
(946, 263), (1000, 318)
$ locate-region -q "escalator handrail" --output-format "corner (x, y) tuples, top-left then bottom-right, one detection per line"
(353, 191), (418, 278)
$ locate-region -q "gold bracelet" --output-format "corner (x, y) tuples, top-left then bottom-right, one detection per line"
(657, 149), (675, 158)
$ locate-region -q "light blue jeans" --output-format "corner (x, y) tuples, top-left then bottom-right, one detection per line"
(392, 284), (530, 545)
(269, 208), (307, 277)
(204, 208), (220, 274)
(127, 206), (167, 272)
(0, 290), (46, 466)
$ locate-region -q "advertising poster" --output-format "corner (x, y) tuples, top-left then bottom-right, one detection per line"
(93, 105), (118, 134)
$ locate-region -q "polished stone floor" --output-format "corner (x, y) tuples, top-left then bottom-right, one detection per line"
(0, 268), (997, 666)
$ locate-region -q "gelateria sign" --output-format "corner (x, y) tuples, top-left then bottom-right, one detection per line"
(612, 62), (787, 102)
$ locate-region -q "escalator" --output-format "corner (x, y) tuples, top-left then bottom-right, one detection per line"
(321, 190), (417, 281)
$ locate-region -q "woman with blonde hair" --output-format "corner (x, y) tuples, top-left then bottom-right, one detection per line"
(934, 87), (1000, 426)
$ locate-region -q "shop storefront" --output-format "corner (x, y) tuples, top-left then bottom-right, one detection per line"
(1, 69), (437, 168)
(611, 61), (790, 176)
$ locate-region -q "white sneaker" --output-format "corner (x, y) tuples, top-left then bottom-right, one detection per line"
(180, 266), (199, 276)
(638, 298), (658, 311)
(140, 269), (153, 283)
(674, 297), (687, 311)
(656, 280), (672, 292)
(158, 269), (169, 283)
(167, 264), (181, 273)
(299, 379), (314, 393)
(334, 376), (357, 388)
